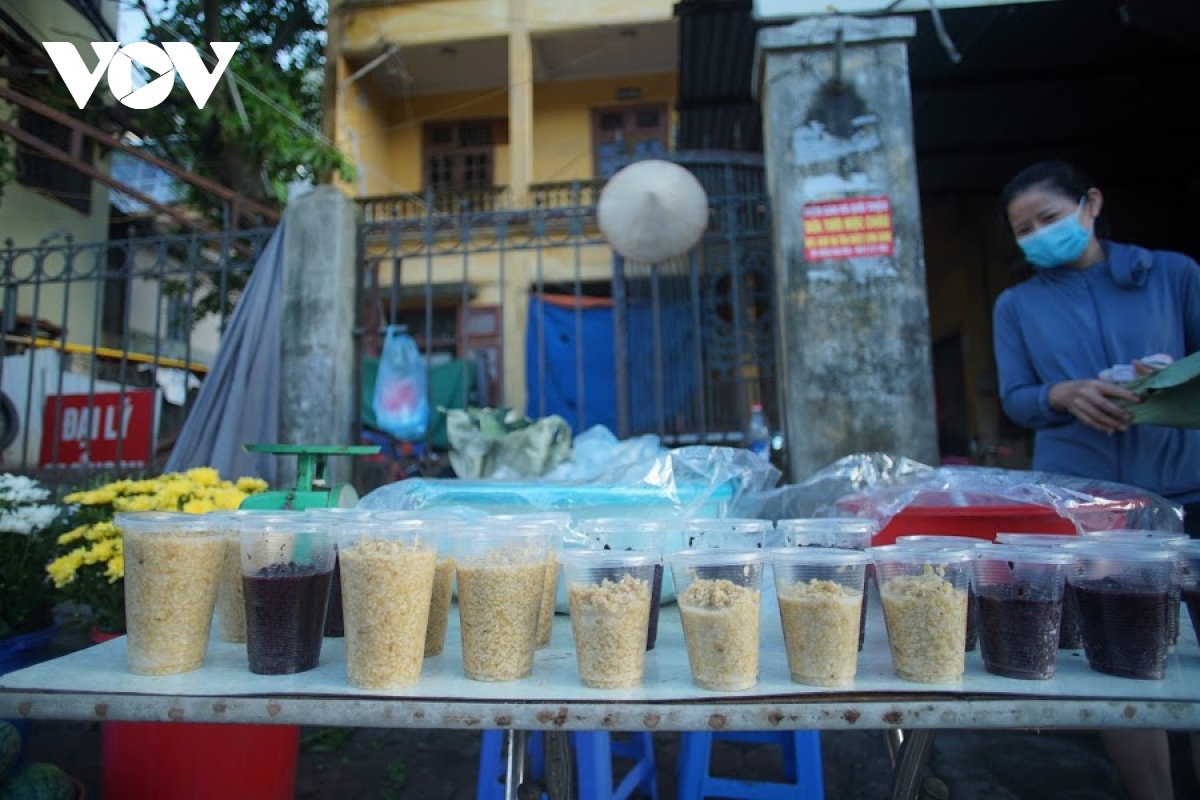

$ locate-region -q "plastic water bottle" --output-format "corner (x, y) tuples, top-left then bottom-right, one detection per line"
(746, 402), (771, 461)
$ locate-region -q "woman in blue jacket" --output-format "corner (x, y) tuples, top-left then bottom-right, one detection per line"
(993, 160), (1200, 531)
(993, 159), (1200, 800)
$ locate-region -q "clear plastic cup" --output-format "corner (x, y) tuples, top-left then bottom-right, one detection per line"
(1064, 541), (1176, 679)
(667, 549), (766, 691)
(995, 533), (1085, 649)
(116, 512), (226, 675)
(304, 508), (378, 638)
(769, 548), (869, 687)
(425, 533), (457, 658)
(872, 545), (974, 684)
(450, 525), (550, 681)
(484, 513), (571, 650)
(778, 517), (877, 651)
(204, 510), (295, 644)
(575, 518), (687, 650)
(677, 518), (771, 550)
(1073, 531), (1188, 646)
(894, 534), (992, 547)
(778, 518), (877, 549)
(559, 549), (659, 689)
(1169, 540), (1200, 645)
(238, 517), (337, 675)
(995, 533), (1081, 547)
(368, 509), (470, 656)
(369, 508), (479, 524)
(970, 544), (1072, 679)
(893, 536), (989, 652)
(1079, 529), (1190, 544)
(337, 519), (438, 689)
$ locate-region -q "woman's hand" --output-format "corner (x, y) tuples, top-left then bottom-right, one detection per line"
(1048, 379), (1141, 434)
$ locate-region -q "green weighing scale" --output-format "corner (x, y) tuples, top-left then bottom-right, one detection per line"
(237, 444), (381, 511)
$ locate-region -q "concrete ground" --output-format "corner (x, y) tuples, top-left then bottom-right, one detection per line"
(12, 629), (1200, 799)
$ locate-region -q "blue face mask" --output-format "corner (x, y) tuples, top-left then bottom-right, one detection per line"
(1017, 199), (1092, 269)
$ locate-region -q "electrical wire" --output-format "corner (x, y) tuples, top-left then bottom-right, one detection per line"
(927, 0), (962, 64)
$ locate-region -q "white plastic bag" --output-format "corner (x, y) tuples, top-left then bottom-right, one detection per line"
(372, 326), (429, 441)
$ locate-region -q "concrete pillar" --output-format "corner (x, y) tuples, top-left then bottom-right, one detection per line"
(754, 16), (939, 480)
(508, 0), (534, 206)
(279, 186), (359, 487)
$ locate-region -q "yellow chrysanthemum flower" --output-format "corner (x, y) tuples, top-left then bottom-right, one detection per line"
(113, 495), (153, 512)
(186, 467), (220, 487)
(57, 524), (89, 545)
(85, 521), (118, 541)
(105, 479), (137, 496)
(207, 488), (244, 510)
(63, 488), (116, 506)
(236, 477), (269, 494)
(47, 556), (79, 588)
(182, 498), (216, 515)
(153, 485), (187, 510)
(82, 539), (115, 566)
(105, 554), (124, 581)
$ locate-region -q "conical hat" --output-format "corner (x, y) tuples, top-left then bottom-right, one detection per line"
(596, 160), (709, 263)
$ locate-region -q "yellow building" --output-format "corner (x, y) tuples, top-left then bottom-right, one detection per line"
(0, 0), (118, 334)
(326, 0), (681, 414)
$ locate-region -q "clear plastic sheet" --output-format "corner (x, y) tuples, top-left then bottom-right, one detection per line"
(735, 452), (1184, 534)
(734, 453), (932, 521)
(357, 445), (782, 533)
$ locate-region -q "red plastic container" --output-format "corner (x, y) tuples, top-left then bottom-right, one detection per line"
(102, 721), (299, 800)
(837, 489), (1143, 547)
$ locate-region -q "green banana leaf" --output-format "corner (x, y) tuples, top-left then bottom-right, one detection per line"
(1117, 351), (1200, 428)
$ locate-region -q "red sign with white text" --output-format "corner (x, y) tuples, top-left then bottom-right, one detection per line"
(38, 391), (156, 468)
(802, 196), (895, 260)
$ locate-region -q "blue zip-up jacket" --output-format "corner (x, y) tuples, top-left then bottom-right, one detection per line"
(992, 240), (1200, 504)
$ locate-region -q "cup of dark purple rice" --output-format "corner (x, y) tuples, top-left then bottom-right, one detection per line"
(995, 533), (1086, 649)
(1063, 541), (1176, 680)
(239, 517), (337, 675)
(970, 544), (1071, 679)
(1166, 539), (1200, 646)
(1078, 530), (1190, 646)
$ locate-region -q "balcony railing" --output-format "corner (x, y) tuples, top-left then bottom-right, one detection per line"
(357, 180), (613, 223)
(530, 180), (605, 209)
(358, 187), (510, 223)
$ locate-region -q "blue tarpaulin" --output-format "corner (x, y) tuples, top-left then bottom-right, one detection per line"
(525, 296), (698, 434)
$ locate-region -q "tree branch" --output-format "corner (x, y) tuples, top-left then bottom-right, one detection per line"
(268, 2), (318, 60)
(202, 0), (222, 46)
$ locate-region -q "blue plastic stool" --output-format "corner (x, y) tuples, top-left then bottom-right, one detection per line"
(478, 730), (657, 800)
(677, 730), (823, 799)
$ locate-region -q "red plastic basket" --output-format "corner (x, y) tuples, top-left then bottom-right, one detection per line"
(836, 489), (1144, 547)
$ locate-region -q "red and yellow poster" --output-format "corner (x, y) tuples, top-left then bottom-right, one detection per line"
(802, 196), (894, 260)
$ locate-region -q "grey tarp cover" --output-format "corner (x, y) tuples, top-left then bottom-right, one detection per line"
(163, 224), (283, 485)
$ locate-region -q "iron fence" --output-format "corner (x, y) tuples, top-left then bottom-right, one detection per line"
(0, 156), (779, 488)
(356, 170), (776, 467)
(0, 226), (275, 486)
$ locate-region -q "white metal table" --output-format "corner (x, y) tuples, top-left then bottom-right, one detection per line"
(2, 600), (1197, 799)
